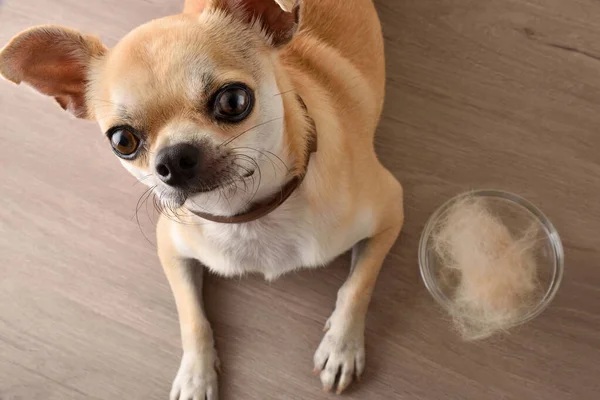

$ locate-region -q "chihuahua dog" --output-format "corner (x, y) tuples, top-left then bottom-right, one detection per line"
(0, 0), (403, 398)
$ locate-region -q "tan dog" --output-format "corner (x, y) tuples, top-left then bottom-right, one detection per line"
(0, 0), (403, 398)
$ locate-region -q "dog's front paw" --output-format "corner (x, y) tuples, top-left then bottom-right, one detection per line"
(170, 349), (219, 400)
(313, 316), (366, 394)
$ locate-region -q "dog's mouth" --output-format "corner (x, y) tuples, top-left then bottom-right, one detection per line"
(156, 167), (257, 208)
(197, 168), (256, 193)
(242, 169), (256, 179)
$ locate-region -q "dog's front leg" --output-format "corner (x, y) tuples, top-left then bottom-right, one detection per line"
(158, 221), (219, 400)
(314, 219), (402, 394)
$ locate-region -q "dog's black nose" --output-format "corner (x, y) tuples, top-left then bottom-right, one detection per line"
(155, 143), (202, 187)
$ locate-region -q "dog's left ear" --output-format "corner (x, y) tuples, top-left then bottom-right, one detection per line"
(0, 26), (107, 119)
(211, 0), (300, 46)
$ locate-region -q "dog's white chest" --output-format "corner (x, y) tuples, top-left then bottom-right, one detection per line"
(172, 205), (316, 279)
(172, 201), (372, 280)
(206, 218), (313, 279)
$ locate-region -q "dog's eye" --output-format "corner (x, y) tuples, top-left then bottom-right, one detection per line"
(108, 127), (140, 158)
(213, 83), (253, 122)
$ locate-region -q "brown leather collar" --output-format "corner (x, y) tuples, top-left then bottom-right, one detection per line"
(189, 97), (317, 224)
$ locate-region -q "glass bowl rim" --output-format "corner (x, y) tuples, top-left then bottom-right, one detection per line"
(418, 189), (564, 327)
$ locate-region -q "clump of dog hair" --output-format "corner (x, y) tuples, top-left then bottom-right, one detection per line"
(432, 195), (541, 340)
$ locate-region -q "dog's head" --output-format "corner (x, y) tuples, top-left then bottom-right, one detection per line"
(0, 0), (310, 216)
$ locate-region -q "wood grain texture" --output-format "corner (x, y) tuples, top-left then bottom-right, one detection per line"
(1, 0), (599, 399)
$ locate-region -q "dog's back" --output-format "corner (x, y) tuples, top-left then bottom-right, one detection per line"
(283, 0), (386, 141)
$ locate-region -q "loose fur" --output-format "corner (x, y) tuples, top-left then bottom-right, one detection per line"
(0, 0), (403, 398)
(432, 196), (541, 340)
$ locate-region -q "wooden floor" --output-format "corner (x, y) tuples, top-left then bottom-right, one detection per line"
(1, 0), (600, 399)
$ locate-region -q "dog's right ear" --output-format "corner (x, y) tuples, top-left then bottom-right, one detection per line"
(0, 26), (106, 119)
(209, 0), (300, 47)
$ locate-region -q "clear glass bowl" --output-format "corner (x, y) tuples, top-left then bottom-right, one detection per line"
(419, 190), (564, 328)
